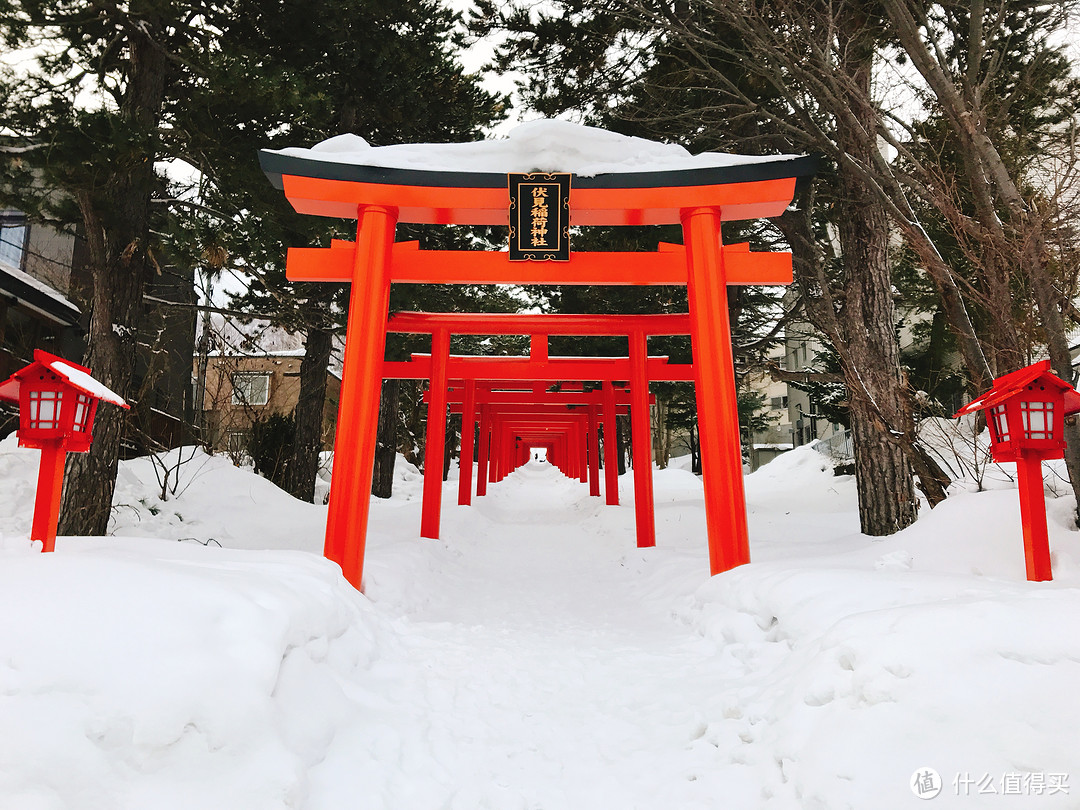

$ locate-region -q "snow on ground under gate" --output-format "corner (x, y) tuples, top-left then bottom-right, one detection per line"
(1, 433), (1080, 809)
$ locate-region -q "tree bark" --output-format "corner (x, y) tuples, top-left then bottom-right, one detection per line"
(616, 413), (628, 474)
(651, 397), (670, 469)
(283, 325), (332, 502)
(689, 421), (701, 475)
(371, 379), (399, 498)
(443, 413), (457, 481)
(836, 13), (918, 534)
(58, 21), (169, 536)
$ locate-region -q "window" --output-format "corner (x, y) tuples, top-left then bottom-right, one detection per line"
(1021, 399), (1054, 440)
(231, 372), (270, 406)
(72, 393), (92, 432)
(989, 404), (1010, 443)
(770, 395), (789, 410)
(28, 389), (61, 430)
(0, 213), (27, 270)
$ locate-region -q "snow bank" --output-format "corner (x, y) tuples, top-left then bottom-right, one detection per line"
(0, 539), (391, 810)
(2, 433), (1080, 808)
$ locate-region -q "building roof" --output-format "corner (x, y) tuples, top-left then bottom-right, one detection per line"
(0, 262), (81, 326)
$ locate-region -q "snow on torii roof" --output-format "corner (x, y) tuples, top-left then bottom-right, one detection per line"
(954, 359), (1080, 418)
(0, 349), (129, 408)
(260, 119), (818, 226)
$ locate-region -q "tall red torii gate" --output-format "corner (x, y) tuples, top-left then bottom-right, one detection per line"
(261, 134), (814, 590)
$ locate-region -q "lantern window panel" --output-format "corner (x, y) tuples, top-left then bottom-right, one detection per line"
(1021, 399), (1055, 440)
(989, 404), (1010, 443)
(72, 393), (92, 432)
(28, 389), (62, 430)
(231, 372), (270, 406)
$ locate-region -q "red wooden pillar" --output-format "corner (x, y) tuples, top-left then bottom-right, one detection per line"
(567, 430), (574, 477)
(1016, 452), (1053, 581)
(325, 205), (397, 590)
(603, 381), (620, 505)
(476, 405), (490, 496)
(684, 207), (750, 574)
(629, 329), (656, 548)
(489, 418), (501, 483)
(587, 405), (601, 496)
(501, 426), (513, 480)
(30, 442), (67, 553)
(562, 433), (570, 476)
(531, 333), (548, 362)
(421, 327), (451, 538)
(458, 379), (476, 506)
(575, 421), (588, 484)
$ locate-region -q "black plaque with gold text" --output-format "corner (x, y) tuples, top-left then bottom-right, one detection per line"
(508, 173), (571, 261)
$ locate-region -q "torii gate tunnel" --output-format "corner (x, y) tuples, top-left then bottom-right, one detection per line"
(383, 312), (687, 547)
(261, 144), (816, 590)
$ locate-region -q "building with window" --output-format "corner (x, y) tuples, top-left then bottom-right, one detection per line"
(0, 208), (195, 450)
(0, 210), (85, 436)
(198, 351), (341, 462)
(742, 347), (798, 470)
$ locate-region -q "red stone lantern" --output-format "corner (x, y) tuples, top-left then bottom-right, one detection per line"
(0, 349), (128, 552)
(955, 360), (1080, 581)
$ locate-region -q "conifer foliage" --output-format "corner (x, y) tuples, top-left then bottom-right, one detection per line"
(0, 0), (504, 528)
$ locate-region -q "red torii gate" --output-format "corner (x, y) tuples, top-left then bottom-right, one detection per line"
(439, 384), (636, 502)
(393, 361), (664, 542)
(383, 311), (692, 546)
(261, 138), (813, 589)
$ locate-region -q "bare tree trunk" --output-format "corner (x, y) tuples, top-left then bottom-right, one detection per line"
(651, 398), (670, 469)
(443, 413), (457, 481)
(371, 379), (399, 498)
(838, 17), (917, 533)
(689, 421), (701, 475)
(616, 413), (628, 474)
(58, 23), (169, 536)
(283, 325), (331, 502)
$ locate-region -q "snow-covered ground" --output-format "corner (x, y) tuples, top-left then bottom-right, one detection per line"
(1, 431), (1079, 809)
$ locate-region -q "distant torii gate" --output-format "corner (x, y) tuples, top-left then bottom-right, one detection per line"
(384, 312), (691, 546)
(433, 384), (635, 503)
(261, 142), (814, 590)
(439, 382), (638, 504)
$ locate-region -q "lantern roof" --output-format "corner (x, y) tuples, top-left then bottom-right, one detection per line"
(260, 119), (818, 226)
(954, 360), (1080, 418)
(0, 349), (129, 408)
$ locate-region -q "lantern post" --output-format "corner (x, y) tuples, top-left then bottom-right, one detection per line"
(0, 350), (129, 552)
(955, 360), (1080, 581)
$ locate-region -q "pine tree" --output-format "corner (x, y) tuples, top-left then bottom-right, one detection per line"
(479, 0), (926, 532)
(0, 0), (513, 523)
(0, 0), (218, 535)
(181, 0), (516, 500)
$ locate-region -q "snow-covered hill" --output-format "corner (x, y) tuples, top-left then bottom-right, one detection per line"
(1, 435), (1078, 809)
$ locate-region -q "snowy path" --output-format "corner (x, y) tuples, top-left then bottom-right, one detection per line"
(350, 463), (766, 809)
(5, 440), (1080, 810)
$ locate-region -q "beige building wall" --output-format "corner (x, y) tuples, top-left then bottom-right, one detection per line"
(199, 354), (341, 458)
